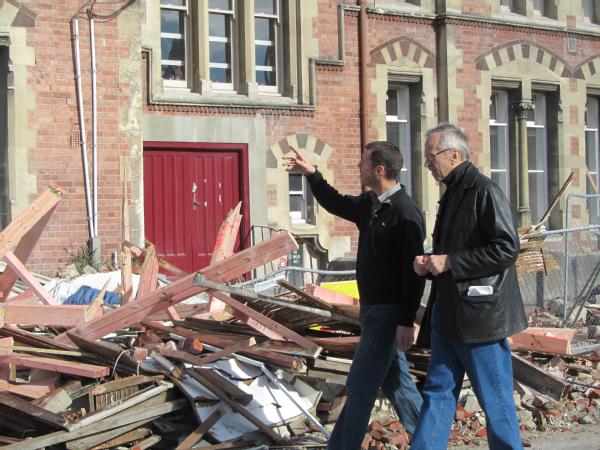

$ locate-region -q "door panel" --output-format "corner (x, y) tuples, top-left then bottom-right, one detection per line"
(144, 145), (244, 274)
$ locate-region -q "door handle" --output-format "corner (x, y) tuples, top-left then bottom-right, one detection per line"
(192, 182), (198, 210)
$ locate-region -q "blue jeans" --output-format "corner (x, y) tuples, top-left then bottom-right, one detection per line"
(327, 303), (423, 450)
(410, 305), (523, 450)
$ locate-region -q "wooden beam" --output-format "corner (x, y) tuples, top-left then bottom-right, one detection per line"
(85, 279), (109, 322)
(160, 337), (256, 370)
(0, 392), (66, 429)
(175, 409), (224, 450)
(0, 355), (109, 378)
(207, 289), (321, 357)
(125, 240), (187, 277)
(141, 321), (302, 371)
(0, 186), (63, 297)
(0, 380), (52, 399)
(3, 252), (57, 305)
(66, 422), (151, 450)
(57, 232), (298, 344)
(2, 303), (88, 327)
(511, 353), (568, 400)
(209, 202), (243, 313)
(121, 164), (133, 305)
(0, 399), (187, 450)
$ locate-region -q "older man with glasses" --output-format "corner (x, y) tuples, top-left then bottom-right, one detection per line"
(411, 123), (527, 450)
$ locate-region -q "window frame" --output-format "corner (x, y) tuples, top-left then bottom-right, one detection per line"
(386, 84), (412, 194)
(526, 92), (549, 224)
(160, 0), (189, 89)
(289, 172), (316, 225)
(208, 0), (236, 91)
(585, 96), (600, 223)
(254, 0), (282, 94)
(489, 90), (510, 200)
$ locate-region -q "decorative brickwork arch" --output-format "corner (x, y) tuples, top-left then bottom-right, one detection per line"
(370, 37), (434, 68)
(474, 40), (573, 78)
(0, 1), (37, 28)
(266, 133), (340, 254)
(573, 54), (600, 80)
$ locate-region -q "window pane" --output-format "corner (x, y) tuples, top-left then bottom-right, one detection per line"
(256, 70), (276, 86)
(210, 41), (231, 64)
(386, 89), (398, 116)
(584, 0), (593, 19)
(386, 122), (400, 149)
(209, 0), (231, 10)
(586, 130), (598, 171)
(162, 65), (185, 80)
(161, 9), (184, 34)
(210, 67), (231, 83)
(209, 13), (230, 37)
(490, 94), (497, 121)
(289, 195), (302, 213)
(399, 170), (409, 189)
(289, 174), (303, 192)
(255, 45), (275, 68)
(255, 0), (276, 15)
(161, 0), (185, 6)
(492, 172), (508, 197)
(529, 172), (546, 223)
(161, 38), (185, 61)
(255, 18), (275, 41)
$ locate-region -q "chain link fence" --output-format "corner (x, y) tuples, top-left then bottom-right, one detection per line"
(518, 193), (600, 352)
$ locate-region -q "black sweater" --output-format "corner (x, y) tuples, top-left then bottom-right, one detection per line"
(306, 171), (426, 326)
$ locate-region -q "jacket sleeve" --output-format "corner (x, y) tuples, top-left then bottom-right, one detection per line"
(448, 182), (519, 280)
(306, 170), (361, 224)
(396, 218), (426, 326)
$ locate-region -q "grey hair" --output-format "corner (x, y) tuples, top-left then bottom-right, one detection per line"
(425, 123), (470, 160)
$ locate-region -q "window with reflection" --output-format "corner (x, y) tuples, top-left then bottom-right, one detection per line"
(586, 97), (600, 224)
(289, 172), (315, 224)
(254, 0), (280, 91)
(386, 85), (411, 194)
(160, 0), (187, 86)
(490, 91), (510, 200)
(527, 93), (548, 224)
(209, 0), (235, 89)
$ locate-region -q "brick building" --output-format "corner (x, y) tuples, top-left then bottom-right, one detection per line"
(1, 0), (600, 275)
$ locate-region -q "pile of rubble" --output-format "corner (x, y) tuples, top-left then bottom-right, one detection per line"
(0, 186), (599, 449)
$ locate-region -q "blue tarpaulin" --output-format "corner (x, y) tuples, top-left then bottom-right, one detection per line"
(63, 285), (121, 305)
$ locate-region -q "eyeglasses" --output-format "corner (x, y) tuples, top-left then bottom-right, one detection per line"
(425, 148), (453, 161)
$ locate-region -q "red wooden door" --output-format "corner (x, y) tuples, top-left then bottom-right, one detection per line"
(143, 143), (248, 274)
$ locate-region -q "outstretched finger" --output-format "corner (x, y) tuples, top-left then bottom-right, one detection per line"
(289, 146), (303, 159)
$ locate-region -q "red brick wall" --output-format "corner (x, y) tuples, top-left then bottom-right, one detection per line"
(22, 2), (136, 274)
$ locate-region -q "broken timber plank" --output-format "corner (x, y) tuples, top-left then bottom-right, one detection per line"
(0, 398), (187, 450)
(209, 202), (243, 313)
(0, 185), (63, 299)
(0, 324), (76, 351)
(206, 288), (321, 357)
(136, 245), (180, 321)
(2, 303), (88, 327)
(57, 232), (298, 344)
(3, 251), (57, 305)
(121, 165), (133, 305)
(193, 368), (253, 405)
(159, 338), (256, 369)
(175, 409), (224, 450)
(66, 423), (151, 450)
(0, 392), (67, 429)
(125, 240), (187, 277)
(0, 355), (109, 378)
(508, 327), (576, 355)
(0, 380), (52, 399)
(511, 353), (568, 400)
(84, 279), (108, 322)
(142, 320), (303, 371)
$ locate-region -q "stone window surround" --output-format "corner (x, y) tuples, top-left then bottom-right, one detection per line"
(146, 0), (311, 108)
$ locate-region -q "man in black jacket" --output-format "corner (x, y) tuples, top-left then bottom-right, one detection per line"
(411, 123), (527, 450)
(283, 141), (425, 450)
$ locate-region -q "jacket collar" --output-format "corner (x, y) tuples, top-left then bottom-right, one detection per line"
(442, 161), (477, 189)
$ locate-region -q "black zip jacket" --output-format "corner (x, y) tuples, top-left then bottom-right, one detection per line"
(417, 161), (527, 346)
(306, 171), (426, 326)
